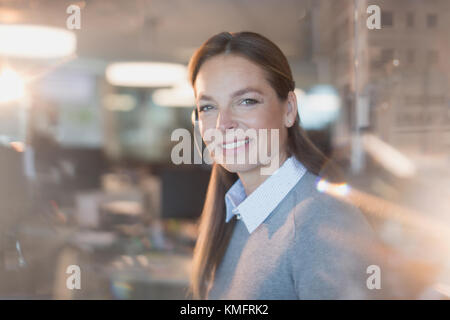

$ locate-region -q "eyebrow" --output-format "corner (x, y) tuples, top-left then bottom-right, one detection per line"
(197, 87), (264, 103)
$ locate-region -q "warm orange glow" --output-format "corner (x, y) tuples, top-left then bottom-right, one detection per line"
(10, 141), (25, 153)
(0, 68), (25, 104)
(0, 9), (22, 23)
(317, 178), (450, 243)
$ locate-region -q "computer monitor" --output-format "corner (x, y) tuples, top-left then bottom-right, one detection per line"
(160, 166), (211, 220)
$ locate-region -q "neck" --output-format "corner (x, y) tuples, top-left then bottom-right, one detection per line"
(238, 151), (289, 195)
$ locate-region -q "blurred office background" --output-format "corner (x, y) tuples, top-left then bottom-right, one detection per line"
(0, 0), (449, 299)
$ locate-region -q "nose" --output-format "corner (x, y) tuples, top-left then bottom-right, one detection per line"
(216, 108), (237, 131)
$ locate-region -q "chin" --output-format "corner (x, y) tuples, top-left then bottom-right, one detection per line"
(219, 162), (260, 174)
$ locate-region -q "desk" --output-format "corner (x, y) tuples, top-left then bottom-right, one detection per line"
(106, 252), (191, 299)
(53, 230), (193, 299)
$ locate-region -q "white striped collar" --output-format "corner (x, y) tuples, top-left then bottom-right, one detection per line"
(225, 156), (307, 234)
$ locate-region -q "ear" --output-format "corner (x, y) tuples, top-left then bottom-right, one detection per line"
(284, 91), (298, 128)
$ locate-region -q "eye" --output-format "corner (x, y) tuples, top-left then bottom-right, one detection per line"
(240, 98), (258, 106)
(199, 105), (214, 112)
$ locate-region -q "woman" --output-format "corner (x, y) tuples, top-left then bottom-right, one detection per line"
(188, 31), (381, 300)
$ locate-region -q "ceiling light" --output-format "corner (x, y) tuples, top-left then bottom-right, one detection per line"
(105, 62), (187, 87)
(0, 24), (76, 59)
(152, 81), (195, 107)
(0, 68), (25, 104)
(297, 85), (341, 130)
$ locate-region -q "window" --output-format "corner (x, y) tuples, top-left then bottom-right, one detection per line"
(427, 14), (438, 28)
(406, 12), (414, 28)
(382, 11), (394, 27)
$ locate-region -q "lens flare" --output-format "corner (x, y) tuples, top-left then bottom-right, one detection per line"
(0, 68), (25, 104)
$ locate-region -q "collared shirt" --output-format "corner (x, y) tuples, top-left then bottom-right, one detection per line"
(225, 156), (307, 234)
(210, 166), (380, 299)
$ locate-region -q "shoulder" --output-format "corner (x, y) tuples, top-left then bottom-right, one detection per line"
(289, 170), (374, 242)
(291, 173), (378, 273)
(287, 171), (381, 299)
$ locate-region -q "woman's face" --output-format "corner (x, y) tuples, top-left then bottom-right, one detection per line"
(194, 54), (297, 174)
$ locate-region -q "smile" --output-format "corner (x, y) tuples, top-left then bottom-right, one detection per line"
(222, 138), (250, 150)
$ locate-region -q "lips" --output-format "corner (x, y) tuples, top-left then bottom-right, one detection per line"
(222, 138), (250, 150)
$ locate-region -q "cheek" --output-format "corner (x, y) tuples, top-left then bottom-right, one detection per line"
(199, 118), (212, 137)
(199, 121), (205, 135)
(245, 105), (284, 130)
(248, 106), (287, 151)
(199, 121), (220, 147)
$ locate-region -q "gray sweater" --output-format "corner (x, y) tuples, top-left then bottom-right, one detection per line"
(208, 171), (382, 299)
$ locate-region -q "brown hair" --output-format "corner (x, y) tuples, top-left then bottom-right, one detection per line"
(188, 31), (341, 299)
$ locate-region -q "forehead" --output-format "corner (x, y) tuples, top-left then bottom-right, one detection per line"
(194, 54), (272, 97)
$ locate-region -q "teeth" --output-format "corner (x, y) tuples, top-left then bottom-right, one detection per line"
(223, 139), (247, 150)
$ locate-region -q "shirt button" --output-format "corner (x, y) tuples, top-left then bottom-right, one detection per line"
(236, 213), (242, 220)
